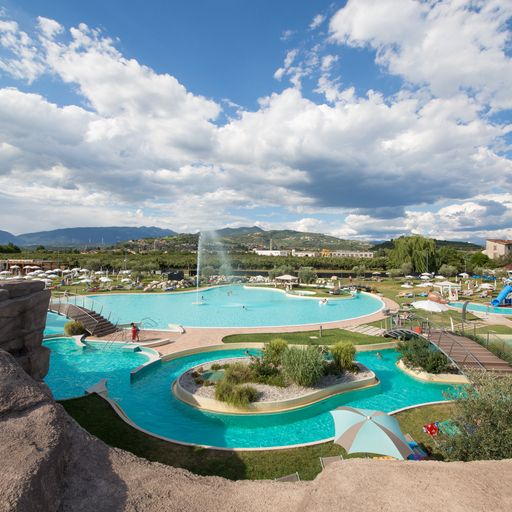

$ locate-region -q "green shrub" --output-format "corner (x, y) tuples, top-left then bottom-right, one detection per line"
(263, 338), (289, 367)
(282, 346), (324, 387)
(440, 371), (512, 461)
(64, 321), (86, 336)
(223, 362), (254, 384)
(210, 363), (221, 370)
(398, 337), (450, 374)
(194, 377), (204, 386)
(214, 379), (258, 407)
(330, 342), (356, 372)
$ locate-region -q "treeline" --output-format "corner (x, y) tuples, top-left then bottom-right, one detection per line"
(1, 235), (506, 275)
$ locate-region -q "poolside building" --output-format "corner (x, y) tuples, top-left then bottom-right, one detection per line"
(484, 239), (512, 260)
(329, 250), (374, 259)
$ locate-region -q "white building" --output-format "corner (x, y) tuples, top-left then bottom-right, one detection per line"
(253, 249), (291, 257)
(291, 249), (319, 257)
(329, 250), (374, 259)
(484, 239), (512, 260)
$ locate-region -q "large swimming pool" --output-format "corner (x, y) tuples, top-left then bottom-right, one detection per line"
(80, 286), (383, 328)
(449, 301), (512, 315)
(44, 339), (451, 449)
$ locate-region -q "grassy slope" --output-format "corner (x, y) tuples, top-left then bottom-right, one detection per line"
(223, 328), (390, 345)
(61, 395), (454, 481)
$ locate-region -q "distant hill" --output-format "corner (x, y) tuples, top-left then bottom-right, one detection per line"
(0, 230), (19, 245)
(214, 226), (264, 237)
(17, 226), (177, 247)
(372, 238), (483, 252)
(127, 227), (371, 252)
(221, 228), (371, 251)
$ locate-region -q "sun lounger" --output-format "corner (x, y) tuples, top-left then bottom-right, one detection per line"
(320, 455), (344, 469)
(274, 472), (300, 482)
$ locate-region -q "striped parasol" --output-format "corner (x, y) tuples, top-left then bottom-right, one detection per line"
(330, 406), (413, 460)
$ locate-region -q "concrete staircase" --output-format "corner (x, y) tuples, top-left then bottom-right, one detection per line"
(49, 303), (117, 337)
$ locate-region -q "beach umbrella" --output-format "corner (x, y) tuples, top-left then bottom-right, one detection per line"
(458, 272), (469, 278)
(411, 300), (449, 313)
(405, 275), (415, 279)
(420, 275), (431, 280)
(0, 270), (12, 275)
(79, 268), (89, 273)
(330, 407), (413, 460)
(80, 278), (93, 283)
(99, 276), (112, 283)
(435, 275), (445, 280)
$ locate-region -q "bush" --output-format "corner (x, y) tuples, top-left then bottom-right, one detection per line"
(398, 337), (450, 374)
(330, 342), (356, 372)
(282, 346), (324, 387)
(440, 371), (512, 461)
(214, 379), (258, 408)
(64, 321), (86, 336)
(262, 338), (289, 367)
(223, 362), (254, 384)
(210, 363), (221, 371)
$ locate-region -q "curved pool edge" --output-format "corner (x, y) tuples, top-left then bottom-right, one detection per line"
(172, 360), (379, 415)
(77, 287), (386, 330)
(84, 390), (451, 452)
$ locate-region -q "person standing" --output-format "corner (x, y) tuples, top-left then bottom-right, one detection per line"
(130, 322), (140, 342)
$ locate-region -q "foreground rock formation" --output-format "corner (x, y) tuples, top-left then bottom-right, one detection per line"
(0, 280), (50, 380)
(1, 349), (511, 512)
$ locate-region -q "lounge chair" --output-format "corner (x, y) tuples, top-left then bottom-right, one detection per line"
(319, 455), (344, 469)
(274, 472), (300, 482)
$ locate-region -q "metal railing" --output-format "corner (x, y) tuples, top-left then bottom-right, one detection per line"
(49, 302), (100, 335)
(388, 313), (487, 374)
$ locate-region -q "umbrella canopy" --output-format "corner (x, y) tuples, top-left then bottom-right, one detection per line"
(420, 275), (431, 280)
(411, 300), (449, 312)
(99, 276), (112, 282)
(458, 272), (469, 278)
(331, 407), (413, 460)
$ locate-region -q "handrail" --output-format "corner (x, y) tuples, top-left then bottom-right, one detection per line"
(48, 302), (100, 335)
(390, 313), (487, 374)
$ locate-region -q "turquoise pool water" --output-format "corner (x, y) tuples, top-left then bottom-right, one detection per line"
(81, 286), (383, 328)
(44, 312), (68, 336)
(44, 340), (452, 448)
(449, 301), (512, 315)
(43, 338), (149, 400)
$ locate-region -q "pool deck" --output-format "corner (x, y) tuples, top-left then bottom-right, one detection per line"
(93, 295), (399, 356)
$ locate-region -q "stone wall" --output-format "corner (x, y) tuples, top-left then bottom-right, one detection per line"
(0, 280), (51, 380)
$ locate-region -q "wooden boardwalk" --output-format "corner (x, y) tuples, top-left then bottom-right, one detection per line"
(428, 329), (512, 375)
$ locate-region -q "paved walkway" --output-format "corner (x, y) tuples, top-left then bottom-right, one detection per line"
(93, 295), (399, 356)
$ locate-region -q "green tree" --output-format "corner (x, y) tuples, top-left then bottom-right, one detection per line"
(268, 265), (293, 280)
(400, 262), (413, 276)
(298, 266), (318, 284)
(438, 264), (458, 277)
(389, 236), (437, 273)
(440, 371), (512, 461)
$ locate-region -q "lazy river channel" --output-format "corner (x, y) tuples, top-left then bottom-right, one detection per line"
(44, 339), (452, 449)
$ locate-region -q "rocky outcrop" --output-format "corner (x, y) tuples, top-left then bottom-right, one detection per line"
(0, 280), (50, 380)
(1, 348), (511, 512)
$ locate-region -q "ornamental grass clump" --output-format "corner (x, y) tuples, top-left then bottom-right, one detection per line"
(223, 362), (254, 384)
(282, 346), (324, 387)
(330, 342), (356, 372)
(214, 379), (258, 408)
(262, 338), (289, 367)
(64, 320), (86, 336)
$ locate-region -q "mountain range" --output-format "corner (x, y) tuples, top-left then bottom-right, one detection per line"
(0, 227), (177, 247)
(0, 225), (484, 252)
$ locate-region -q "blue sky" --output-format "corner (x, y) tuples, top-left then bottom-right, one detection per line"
(0, 0), (511, 241)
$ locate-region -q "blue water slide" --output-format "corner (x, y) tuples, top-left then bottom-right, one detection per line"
(491, 284), (512, 307)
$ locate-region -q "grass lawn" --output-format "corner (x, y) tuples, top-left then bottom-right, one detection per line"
(223, 328), (391, 346)
(474, 325), (512, 335)
(61, 395), (454, 481)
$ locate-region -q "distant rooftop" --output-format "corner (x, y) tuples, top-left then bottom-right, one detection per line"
(487, 239), (512, 245)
